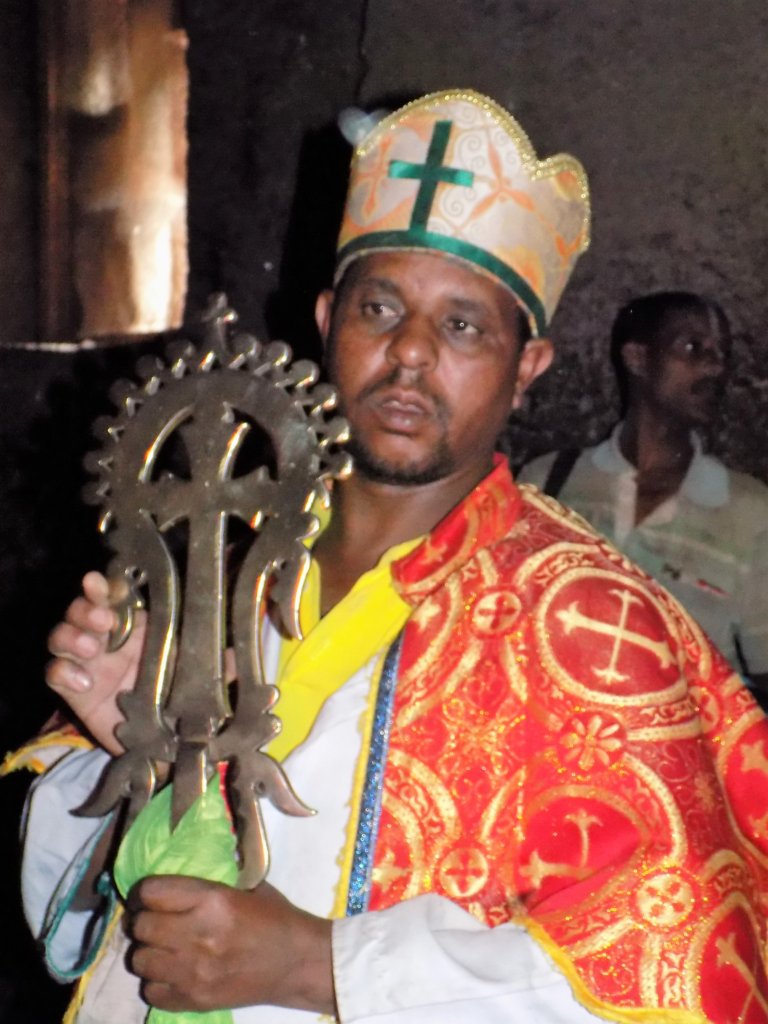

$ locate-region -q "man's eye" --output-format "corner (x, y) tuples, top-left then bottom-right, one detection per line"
(362, 301), (395, 318)
(447, 318), (481, 337)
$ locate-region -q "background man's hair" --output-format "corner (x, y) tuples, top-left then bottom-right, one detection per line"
(611, 291), (729, 355)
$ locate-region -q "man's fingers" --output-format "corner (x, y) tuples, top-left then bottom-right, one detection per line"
(64, 596), (116, 636)
(48, 620), (103, 660)
(141, 980), (186, 1013)
(46, 656), (93, 693)
(132, 874), (217, 913)
(83, 571), (132, 612)
(133, 946), (220, 1013)
(126, 880), (227, 1013)
(130, 943), (172, 981)
(81, 571), (112, 605)
(128, 908), (179, 954)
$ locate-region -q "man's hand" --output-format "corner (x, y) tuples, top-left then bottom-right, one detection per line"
(126, 876), (336, 1016)
(46, 571), (146, 754)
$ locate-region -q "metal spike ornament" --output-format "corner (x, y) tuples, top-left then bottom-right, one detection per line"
(78, 294), (351, 889)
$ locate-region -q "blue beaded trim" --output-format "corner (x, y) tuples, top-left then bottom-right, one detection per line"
(345, 632), (404, 916)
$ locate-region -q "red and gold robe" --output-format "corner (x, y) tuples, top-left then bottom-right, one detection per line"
(351, 459), (768, 1022)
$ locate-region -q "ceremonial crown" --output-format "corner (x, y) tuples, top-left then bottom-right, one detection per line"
(336, 89), (591, 336)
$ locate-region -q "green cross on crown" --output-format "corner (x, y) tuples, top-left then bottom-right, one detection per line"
(388, 120), (474, 229)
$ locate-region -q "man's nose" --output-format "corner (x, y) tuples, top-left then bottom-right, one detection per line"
(386, 316), (439, 371)
(701, 347), (726, 375)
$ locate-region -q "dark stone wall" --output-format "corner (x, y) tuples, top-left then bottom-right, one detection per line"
(0, 0), (38, 343)
(184, 0), (364, 351)
(0, 341), (168, 1022)
(3, 2), (768, 464)
(180, 0), (768, 476)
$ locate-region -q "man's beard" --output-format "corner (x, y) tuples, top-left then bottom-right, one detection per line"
(346, 434), (455, 486)
(338, 365), (456, 486)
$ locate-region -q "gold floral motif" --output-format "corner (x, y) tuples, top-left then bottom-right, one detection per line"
(387, 750), (460, 838)
(560, 713), (624, 770)
(404, 637), (485, 731)
(634, 696), (696, 726)
(530, 546), (597, 589)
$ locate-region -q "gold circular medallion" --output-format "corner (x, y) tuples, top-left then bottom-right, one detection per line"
(634, 870), (696, 929)
(438, 846), (490, 899)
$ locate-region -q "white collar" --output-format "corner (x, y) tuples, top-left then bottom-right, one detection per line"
(591, 422), (730, 508)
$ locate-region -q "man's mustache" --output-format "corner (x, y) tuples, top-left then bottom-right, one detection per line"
(690, 377), (723, 397)
(353, 366), (450, 420)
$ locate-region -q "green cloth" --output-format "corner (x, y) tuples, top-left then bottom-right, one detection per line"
(113, 777), (238, 1024)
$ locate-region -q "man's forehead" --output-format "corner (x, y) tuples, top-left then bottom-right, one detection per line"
(345, 249), (471, 278)
(340, 251), (521, 312)
(658, 305), (727, 340)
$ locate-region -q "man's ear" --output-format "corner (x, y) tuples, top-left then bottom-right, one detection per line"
(511, 337), (554, 410)
(314, 289), (335, 348)
(620, 341), (648, 380)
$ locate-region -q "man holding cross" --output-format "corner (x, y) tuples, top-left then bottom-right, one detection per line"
(14, 90), (768, 1023)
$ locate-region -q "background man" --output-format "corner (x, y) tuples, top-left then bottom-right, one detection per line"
(11, 93), (768, 1023)
(520, 291), (768, 699)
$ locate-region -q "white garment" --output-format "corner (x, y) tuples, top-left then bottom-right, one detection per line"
(21, 630), (603, 1022)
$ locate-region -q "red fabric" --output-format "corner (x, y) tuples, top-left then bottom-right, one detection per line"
(367, 457), (768, 1020)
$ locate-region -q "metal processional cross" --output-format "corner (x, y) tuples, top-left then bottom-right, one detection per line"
(78, 295), (351, 888)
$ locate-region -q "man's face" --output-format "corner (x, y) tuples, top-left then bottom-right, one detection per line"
(632, 307), (730, 426)
(316, 251), (552, 487)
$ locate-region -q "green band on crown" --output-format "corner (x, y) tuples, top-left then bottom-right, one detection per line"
(336, 229), (547, 336)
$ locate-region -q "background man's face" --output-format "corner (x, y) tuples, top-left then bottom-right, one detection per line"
(317, 251), (551, 487)
(641, 307), (730, 426)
